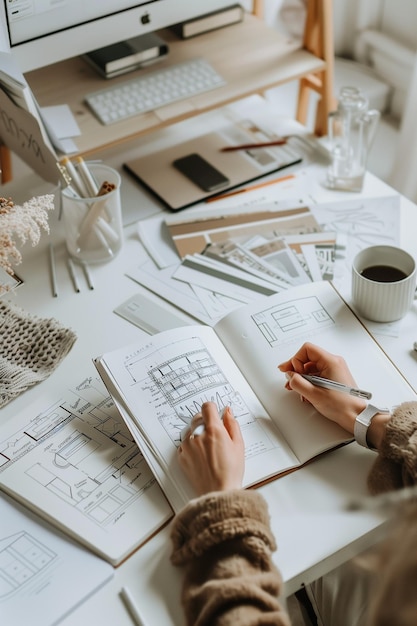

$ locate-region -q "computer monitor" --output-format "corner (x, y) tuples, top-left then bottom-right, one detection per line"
(1, 1), (239, 73)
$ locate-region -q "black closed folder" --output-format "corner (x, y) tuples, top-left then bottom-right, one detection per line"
(83, 33), (169, 78)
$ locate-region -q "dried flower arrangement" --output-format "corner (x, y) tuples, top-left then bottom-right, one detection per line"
(0, 194), (54, 294)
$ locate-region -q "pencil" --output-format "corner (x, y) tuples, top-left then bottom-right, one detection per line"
(120, 586), (146, 626)
(220, 139), (287, 152)
(48, 243), (58, 298)
(206, 173), (296, 203)
(67, 258), (80, 293)
(82, 262), (94, 290)
(301, 374), (372, 400)
(75, 156), (99, 196)
(61, 157), (89, 197)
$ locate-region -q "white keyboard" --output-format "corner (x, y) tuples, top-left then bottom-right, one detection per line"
(85, 58), (226, 125)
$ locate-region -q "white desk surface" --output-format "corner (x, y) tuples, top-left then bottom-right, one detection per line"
(2, 123), (417, 625)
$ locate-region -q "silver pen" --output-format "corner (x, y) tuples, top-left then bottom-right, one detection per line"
(301, 374), (372, 400)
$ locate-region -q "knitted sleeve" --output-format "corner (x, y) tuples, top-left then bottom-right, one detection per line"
(170, 489), (290, 626)
(368, 401), (417, 494)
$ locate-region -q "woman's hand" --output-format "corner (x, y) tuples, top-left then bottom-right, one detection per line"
(278, 342), (367, 434)
(178, 401), (245, 496)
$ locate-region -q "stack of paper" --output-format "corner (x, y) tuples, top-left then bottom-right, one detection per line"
(127, 192), (401, 329)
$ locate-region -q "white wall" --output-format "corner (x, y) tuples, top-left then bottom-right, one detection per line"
(249, 0), (417, 58)
(250, 0), (417, 119)
(379, 0), (417, 50)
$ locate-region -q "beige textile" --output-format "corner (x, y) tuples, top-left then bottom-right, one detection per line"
(0, 300), (77, 407)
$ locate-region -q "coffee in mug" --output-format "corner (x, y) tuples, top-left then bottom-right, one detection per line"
(360, 265), (408, 283)
(352, 245), (416, 322)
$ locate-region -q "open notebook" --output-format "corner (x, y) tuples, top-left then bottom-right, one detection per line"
(94, 280), (416, 513)
(0, 371), (173, 566)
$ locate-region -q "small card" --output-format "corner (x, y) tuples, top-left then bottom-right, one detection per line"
(114, 293), (190, 334)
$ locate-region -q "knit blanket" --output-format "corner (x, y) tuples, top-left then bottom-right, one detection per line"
(0, 300), (77, 407)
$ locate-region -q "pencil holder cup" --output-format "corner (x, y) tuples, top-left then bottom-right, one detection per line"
(61, 163), (123, 264)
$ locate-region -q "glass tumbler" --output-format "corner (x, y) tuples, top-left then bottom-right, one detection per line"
(61, 163), (123, 264)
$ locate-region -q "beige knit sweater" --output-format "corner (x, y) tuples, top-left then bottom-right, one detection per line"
(170, 402), (417, 626)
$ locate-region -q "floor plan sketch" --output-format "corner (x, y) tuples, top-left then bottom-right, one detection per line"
(0, 381), (153, 528)
(251, 295), (335, 347)
(0, 372), (173, 566)
(0, 493), (113, 626)
(0, 530), (56, 599)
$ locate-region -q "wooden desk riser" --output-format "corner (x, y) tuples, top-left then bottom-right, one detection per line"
(25, 13), (326, 158)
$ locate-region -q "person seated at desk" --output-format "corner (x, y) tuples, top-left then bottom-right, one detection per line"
(170, 342), (417, 626)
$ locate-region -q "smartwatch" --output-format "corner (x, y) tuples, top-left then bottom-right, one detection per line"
(354, 404), (390, 449)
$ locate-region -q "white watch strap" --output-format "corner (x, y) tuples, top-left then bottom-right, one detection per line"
(354, 404), (389, 449)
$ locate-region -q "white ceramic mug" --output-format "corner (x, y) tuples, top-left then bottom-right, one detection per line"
(352, 245), (416, 322)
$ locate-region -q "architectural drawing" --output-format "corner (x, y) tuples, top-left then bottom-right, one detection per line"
(0, 531), (56, 599)
(251, 295), (334, 347)
(310, 195), (401, 288)
(0, 376), (156, 529)
(123, 341), (253, 445)
(0, 492), (113, 626)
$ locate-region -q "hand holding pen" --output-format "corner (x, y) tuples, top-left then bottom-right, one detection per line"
(278, 342), (375, 435)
